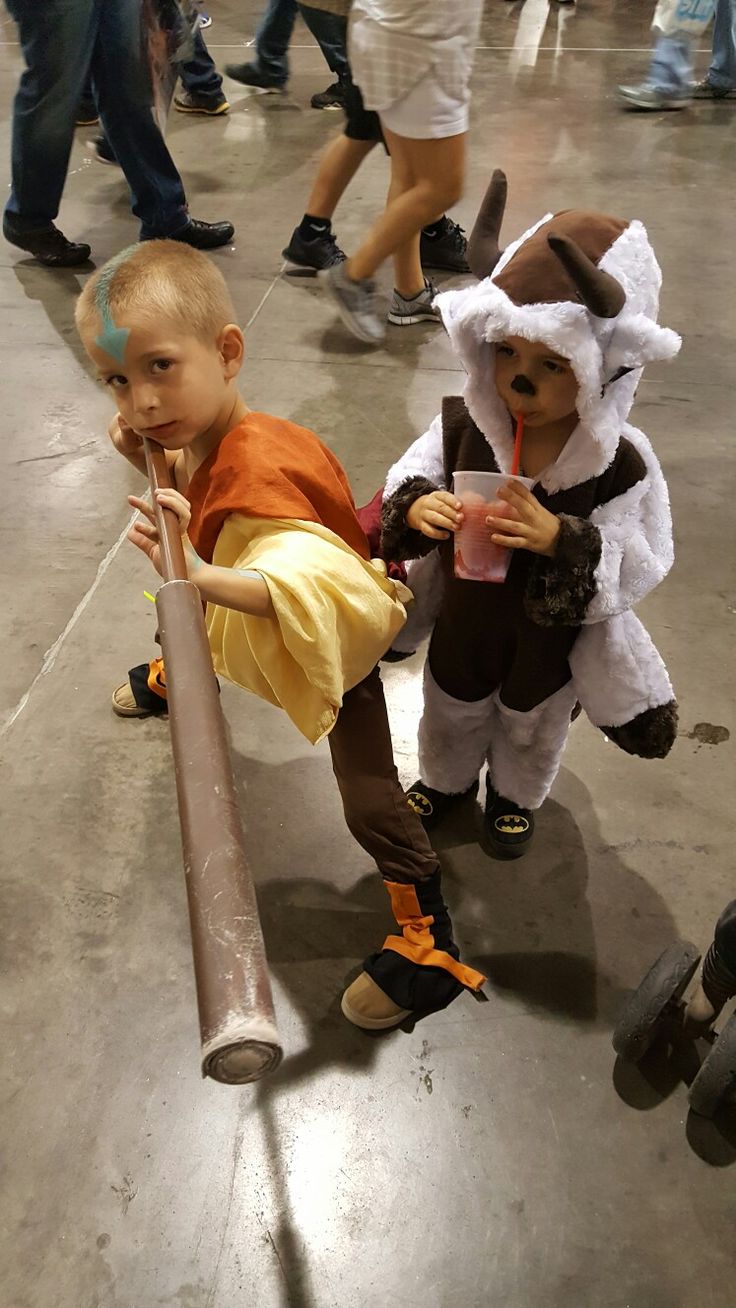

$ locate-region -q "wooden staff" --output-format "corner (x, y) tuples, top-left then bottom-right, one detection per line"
(143, 438), (282, 1084)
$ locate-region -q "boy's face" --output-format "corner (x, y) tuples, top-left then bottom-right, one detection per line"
(85, 317), (243, 449)
(494, 335), (579, 429)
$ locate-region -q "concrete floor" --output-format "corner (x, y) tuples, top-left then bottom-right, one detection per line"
(1, 3), (735, 1305)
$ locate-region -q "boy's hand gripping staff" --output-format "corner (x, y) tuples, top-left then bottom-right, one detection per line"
(143, 438), (282, 1085)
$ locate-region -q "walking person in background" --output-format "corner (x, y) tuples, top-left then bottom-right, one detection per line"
(618, 0), (735, 109)
(79, 24), (229, 130)
(3, 0), (234, 266)
(226, 0), (351, 109)
(691, 0), (736, 98)
(281, 0), (470, 278)
(322, 0), (484, 345)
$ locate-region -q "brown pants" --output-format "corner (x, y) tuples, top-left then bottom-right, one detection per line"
(327, 666), (439, 885)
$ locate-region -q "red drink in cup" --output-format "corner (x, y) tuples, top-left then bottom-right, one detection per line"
(453, 471), (535, 583)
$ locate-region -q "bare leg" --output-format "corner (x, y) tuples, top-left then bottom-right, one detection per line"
(347, 129), (466, 283)
(385, 150), (424, 298)
(305, 133), (376, 220)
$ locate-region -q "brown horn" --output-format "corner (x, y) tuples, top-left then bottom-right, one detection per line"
(547, 233), (626, 318)
(468, 169), (508, 280)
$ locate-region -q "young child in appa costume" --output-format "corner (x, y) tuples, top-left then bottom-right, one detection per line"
(381, 172), (681, 857)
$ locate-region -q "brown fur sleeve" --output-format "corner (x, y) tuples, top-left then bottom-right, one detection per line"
(524, 514), (602, 627)
(381, 475), (443, 562)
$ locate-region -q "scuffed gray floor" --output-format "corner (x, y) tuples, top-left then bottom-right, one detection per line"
(1, 3), (734, 1305)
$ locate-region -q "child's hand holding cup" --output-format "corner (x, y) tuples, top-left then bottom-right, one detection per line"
(453, 471), (536, 582)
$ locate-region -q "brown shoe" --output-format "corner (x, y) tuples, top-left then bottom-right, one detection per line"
(341, 972), (411, 1030)
(111, 681), (162, 718)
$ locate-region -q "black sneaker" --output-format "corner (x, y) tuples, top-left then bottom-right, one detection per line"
(76, 99), (99, 127)
(282, 225), (346, 271)
(310, 80), (347, 110)
(86, 135), (119, 166)
(174, 90), (230, 116)
(224, 61), (285, 91)
(420, 219), (469, 273)
(3, 214), (91, 266)
(406, 778), (477, 830)
(484, 780), (534, 859)
(167, 218), (235, 250)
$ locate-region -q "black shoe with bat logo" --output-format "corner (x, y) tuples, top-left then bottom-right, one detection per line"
(484, 781), (534, 859)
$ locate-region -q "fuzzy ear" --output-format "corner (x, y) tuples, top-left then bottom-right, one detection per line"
(605, 313), (681, 373)
(434, 282), (503, 348)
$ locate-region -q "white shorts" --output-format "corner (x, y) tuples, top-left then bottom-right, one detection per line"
(379, 67), (471, 140)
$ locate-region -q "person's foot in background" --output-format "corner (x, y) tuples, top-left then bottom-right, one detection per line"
(75, 98), (99, 127)
(224, 61), (286, 92)
(174, 89), (230, 115)
(310, 79), (347, 110)
(691, 77), (736, 98)
(618, 83), (690, 110)
(2, 215), (91, 266)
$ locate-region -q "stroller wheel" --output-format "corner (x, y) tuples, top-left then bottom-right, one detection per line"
(613, 940), (701, 1062)
(688, 1012), (736, 1118)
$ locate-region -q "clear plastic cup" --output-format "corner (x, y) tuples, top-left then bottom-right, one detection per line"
(453, 470), (535, 583)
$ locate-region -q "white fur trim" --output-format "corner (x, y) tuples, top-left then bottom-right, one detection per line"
(418, 666), (494, 793)
(570, 613), (674, 728)
(385, 412), (446, 497)
(585, 423), (673, 621)
(433, 218), (681, 491)
(487, 683), (578, 809)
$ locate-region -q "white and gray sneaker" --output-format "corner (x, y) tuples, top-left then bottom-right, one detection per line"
(618, 83), (690, 110)
(387, 278), (442, 326)
(321, 262), (386, 344)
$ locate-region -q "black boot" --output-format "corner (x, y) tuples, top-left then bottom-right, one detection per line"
(341, 871), (486, 1029)
(484, 778), (534, 859)
(406, 778), (477, 829)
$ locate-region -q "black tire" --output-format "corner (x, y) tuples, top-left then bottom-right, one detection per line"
(612, 941), (701, 1062)
(688, 1012), (736, 1118)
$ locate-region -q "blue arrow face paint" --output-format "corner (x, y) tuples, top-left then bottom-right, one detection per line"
(94, 244), (139, 364)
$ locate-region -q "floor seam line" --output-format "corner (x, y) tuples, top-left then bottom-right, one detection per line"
(245, 264), (286, 329)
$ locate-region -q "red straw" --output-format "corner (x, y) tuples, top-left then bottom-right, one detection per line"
(510, 415), (524, 476)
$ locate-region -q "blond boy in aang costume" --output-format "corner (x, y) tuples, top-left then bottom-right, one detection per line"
(75, 240), (485, 1033)
(381, 172), (681, 863)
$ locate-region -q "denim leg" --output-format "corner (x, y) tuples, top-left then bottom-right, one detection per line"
(649, 30), (694, 94)
(708, 0), (736, 89)
(5, 0), (97, 224)
(299, 5), (349, 81)
(93, 0), (188, 238)
(178, 29), (224, 98)
(254, 0), (298, 83)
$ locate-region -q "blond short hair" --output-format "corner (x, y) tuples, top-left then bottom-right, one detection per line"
(75, 239), (237, 345)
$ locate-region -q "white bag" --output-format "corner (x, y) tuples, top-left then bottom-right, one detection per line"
(652, 0), (716, 36)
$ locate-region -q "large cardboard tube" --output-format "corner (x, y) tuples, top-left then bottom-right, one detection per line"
(143, 439), (282, 1084)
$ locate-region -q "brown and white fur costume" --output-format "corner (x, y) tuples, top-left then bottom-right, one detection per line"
(381, 177), (680, 810)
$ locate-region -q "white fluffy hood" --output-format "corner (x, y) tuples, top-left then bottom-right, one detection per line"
(436, 216), (681, 492)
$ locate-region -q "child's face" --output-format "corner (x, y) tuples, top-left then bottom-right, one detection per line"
(494, 335), (579, 429)
(85, 317), (243, 449)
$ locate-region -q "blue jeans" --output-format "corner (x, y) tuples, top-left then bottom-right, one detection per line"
(708, 0), (736, 89)
(5, 0), (188, 237)
(178, 28), (224, 98)
(80, 28), (223, 107)
(254, 0), (349, 86)
(650, 30), (694, 94)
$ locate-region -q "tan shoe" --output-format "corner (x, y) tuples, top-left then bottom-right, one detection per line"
(341, 972), (411, 1031)
(111, 681), (159, 718)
